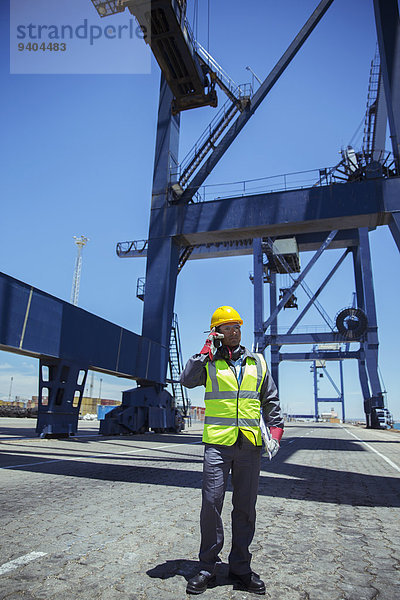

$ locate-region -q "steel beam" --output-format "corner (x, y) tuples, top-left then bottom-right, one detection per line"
(317, 397), (342, 402)
(175, 178), (399, 245)
(118, 230), (361, 260)
(280, 351), (360, 361)
(265, 332), (343, 346)
(0, 271), (163, 381)
(295, 229), (360, 251)
(289, 414), (315, 419)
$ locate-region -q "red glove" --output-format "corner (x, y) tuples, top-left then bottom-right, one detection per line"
(200, 329), (224, 361)
(270, 426), (284, 443)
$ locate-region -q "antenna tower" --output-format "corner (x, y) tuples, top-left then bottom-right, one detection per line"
(71, 236), (89, 306)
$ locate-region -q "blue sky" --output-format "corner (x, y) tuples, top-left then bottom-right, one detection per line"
(1, 0), (399, 419)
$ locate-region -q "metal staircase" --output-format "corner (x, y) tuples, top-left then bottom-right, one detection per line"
(175, 85), (252, 193)
(177, 100), (240, 190)
(177, 245), (194, 272)
(168, 313), (188, 415)
(133, 279), (188, 413)
(363, 48), (381, 157)
(318, 48), (396, 186)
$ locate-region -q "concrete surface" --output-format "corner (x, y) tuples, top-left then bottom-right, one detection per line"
(0, 419), (399, 599)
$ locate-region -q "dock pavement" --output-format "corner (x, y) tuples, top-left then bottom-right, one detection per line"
(0, 419), (399, 600)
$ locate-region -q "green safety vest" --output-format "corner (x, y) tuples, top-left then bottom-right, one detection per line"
(203, 353), (267, 446)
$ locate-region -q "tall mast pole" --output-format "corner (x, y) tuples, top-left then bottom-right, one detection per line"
(71, 235), (89, 306)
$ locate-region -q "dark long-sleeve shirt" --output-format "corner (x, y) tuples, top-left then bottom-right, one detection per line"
(180, 346), (284, 429)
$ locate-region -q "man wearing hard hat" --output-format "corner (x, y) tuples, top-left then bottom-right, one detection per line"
(180, 306), (283, 595)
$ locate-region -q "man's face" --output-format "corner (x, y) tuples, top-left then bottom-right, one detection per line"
(217, 322), (242, 348)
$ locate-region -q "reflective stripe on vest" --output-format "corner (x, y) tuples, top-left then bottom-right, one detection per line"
(203, 352), (267, 446)
(204, 416), (260, 427)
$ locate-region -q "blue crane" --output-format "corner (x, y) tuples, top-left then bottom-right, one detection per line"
(1, 0), (400, 434)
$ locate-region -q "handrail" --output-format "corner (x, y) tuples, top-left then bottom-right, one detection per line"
(179, 150), (398, 203)
(116, 239), (148, 257)
(195, 42), (241, 99)
(176, 85), (252, 187)
(177, 99), (239, 185)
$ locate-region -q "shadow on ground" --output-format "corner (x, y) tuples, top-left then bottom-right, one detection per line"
(1, 433), (399, 508)
(146, 559), (234, 592)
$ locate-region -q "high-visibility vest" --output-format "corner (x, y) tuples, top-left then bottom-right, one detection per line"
(203, 352), (267, 446)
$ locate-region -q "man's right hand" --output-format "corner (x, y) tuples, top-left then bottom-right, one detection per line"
(200, 329), (224, 361)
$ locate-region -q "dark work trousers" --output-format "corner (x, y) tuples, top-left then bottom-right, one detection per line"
(199, 433), (262, 575)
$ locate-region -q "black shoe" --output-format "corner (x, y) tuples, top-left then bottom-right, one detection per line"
(186, 571), (216, 595)
(229, 570), (266, 595)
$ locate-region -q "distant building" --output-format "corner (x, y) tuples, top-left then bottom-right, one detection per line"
(0, 396), (121, 417)
(320, 408), (339, 423)
(189, 406), (205, 421)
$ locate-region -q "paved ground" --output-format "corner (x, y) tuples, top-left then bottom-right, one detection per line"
(0, 418), (399, 600)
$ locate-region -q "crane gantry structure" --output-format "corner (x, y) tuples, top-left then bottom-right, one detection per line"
(1, 0), (399, 435)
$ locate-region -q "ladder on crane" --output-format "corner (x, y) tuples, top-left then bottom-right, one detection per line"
(363, 48), (381, 158)
(177, 99), (241, 191)
(172, 78), (252, 198)
(134, 281), (189, 412)
(168, 313), (188, 416)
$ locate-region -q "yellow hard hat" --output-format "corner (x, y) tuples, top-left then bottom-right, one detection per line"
(210, 306), (243, 329)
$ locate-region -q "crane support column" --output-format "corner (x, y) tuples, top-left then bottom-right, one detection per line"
(253, 238), (264, 352)
(269, 272), (280, 391)
(339, 359), (345, 423)
(141, 75), (181, 383)
(100, 75), (183, 435)
(353, 228), (384, 427)
(313, 359), (319, 421)
(36, 358), (88, 437)
(357, 353), (371, 397)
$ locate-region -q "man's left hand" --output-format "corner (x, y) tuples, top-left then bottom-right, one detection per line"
(263, 437), (279, 458)
(262, 426), (283, 459)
